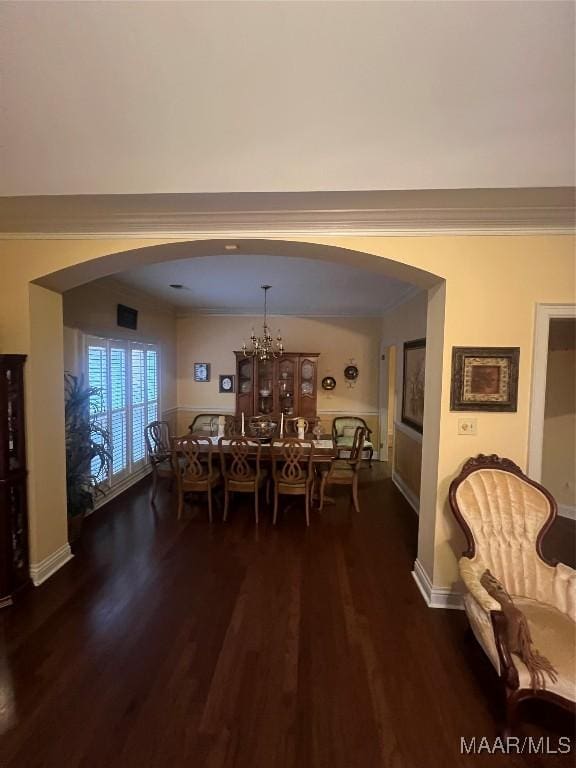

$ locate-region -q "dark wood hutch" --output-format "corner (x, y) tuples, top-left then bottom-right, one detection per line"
(0, 355), (30, 607)
(235, 352), (319, 419)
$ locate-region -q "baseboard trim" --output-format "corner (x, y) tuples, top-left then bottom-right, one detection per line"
(558, 504), (576, 521)
(411, 558), (463, 610)
(30, 543), (73, 587)
(392, 471), (420, 514)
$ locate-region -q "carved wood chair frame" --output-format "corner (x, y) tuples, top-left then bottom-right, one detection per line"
(449, 453), (576, 733)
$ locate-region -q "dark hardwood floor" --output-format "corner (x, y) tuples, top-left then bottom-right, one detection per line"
(0, 465), (573, 767)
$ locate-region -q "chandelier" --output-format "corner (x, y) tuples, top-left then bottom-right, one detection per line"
(242, 285), (284, 361)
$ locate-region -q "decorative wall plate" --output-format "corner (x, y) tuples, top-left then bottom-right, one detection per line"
(219, 374), (235, 393)
(321, 376), (336, 391)
(301, 381), (313, 395)
(301, 362), (314, 380)
(344, 364), (359, 381)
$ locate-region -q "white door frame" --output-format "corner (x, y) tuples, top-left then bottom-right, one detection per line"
(379, 342), (389, 460)
(527, 303), (576, 481)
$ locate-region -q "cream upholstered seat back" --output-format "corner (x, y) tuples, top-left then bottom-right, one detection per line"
(450, 456), (576, 612)
(455, 468), (551, 593)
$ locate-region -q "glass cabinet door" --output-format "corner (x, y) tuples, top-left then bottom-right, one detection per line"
(278, 357), (296, 415)
(299, 357), (318, 419)
(256, 359), (274, 414)
(237, 357), (254, 415)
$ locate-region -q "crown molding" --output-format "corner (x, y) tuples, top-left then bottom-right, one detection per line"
(1, 189), (574, 239)
(173, 285), (421, 318)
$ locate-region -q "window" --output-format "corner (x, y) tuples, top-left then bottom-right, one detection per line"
(86, 337), (159, 489)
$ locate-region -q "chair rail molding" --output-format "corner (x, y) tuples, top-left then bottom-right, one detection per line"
(527, 303), (576, 482)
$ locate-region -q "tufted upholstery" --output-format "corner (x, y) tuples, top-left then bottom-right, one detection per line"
(449, 455), (576, 722)
(455, 469), (576, 616)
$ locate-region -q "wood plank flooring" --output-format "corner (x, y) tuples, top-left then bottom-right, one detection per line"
(0, 465), (574, 767)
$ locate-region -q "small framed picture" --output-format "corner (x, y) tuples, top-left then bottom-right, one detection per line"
(219, 374), (235, 393)
(194, 363), (210, 382)
(450, 347), (520, 412)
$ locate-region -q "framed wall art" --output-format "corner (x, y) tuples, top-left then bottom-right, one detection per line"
(219, 374), (235, 393)
(450, 347), (520, 412)
(193, 362), (210, 382)
(401, 338), (426, 433)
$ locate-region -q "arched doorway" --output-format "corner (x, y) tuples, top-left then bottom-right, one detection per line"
(26, 238), (445, 596)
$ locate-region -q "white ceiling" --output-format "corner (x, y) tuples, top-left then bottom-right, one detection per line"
(1, 1), (574, 196)
(113, 253), (420, 316)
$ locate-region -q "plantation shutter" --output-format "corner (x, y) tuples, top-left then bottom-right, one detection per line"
(110, 345), (128, 479)
(131, 347), (146, 467)
(146, 349), (158, 425)
(86, 336), (160, 491)
(87, 343), (109, 482)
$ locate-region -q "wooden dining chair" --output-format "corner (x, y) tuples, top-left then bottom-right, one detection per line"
(218, 437), (268, 525)
(271, 439), (314, 526)
(144, 420), (174, 502)
(332, 416), (374, 467)
(173, 436), (221, 522)
(224, 415), (242, 436)
(319, 426), (366, 513)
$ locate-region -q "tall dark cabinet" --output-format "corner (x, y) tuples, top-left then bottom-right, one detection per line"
(235, 352), (319, 419)
(0, 355), (30, 607)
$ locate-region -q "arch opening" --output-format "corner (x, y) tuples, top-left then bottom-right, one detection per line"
(26, 237), (445, 600)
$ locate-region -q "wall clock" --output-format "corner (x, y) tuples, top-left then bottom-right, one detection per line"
(219, 374), (235, 393)
(344, 364), (359, 381)
(321, 376), (336, 391)
(194, 363), (210, 382)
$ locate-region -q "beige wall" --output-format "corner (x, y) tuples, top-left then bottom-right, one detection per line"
(176, 313), (381, 437)
(62, 278), (177, 420)
(542, 348), (576, 509)
(381, 291), (428, 503)
(26, 284), (68, 563)
(1, 234), (574, 592)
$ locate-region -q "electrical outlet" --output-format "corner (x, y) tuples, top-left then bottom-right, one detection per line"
(458, 418), (477, 435)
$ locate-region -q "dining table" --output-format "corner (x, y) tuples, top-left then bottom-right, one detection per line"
(176, 434), (337, 462)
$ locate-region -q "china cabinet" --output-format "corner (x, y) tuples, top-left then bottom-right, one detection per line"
(0, 355), (30, 607)
(235, 352), (319, 419)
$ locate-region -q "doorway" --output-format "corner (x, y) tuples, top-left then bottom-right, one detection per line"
(528, 304), (576, 521)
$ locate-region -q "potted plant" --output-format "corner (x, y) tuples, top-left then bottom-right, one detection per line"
(64, 373), (112, 542)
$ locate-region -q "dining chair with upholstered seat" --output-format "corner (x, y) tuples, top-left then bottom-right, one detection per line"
(218, 436), (268, 525)
(331, 416), (374, 467)
(144, 420), (174, 502)
(271, 438), (314, 526)
(319, 426), (366, 513)
(173, 436), (221, 522)
(188, 413), (220, 436)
